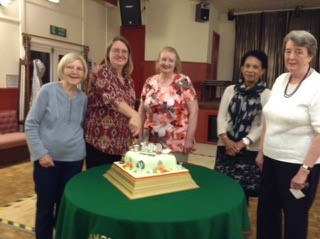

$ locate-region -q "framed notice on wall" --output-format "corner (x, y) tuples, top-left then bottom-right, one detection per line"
(6, 74), (19, 88)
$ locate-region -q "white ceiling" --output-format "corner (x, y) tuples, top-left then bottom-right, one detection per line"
(207, 0), (320, 14)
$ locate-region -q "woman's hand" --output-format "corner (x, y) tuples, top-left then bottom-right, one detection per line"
(290, 167), (309, 190)
(39, 154), (55, 168)
(184, 138), (195, 153)
(129, 113), (142, 137)
(117, 102), (142, 137)
(224, 138), (241, 156)
(255, 151), (264, 171)
(235, 140), (247, 151)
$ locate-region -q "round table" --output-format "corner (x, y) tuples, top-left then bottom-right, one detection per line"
(55, 164), (250, 239)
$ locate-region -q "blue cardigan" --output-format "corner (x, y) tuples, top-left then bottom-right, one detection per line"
(25, 82), (87, 162)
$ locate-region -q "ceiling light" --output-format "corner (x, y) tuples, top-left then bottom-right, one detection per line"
(48, 0), (60, 3)
(0, 0), (12, 7)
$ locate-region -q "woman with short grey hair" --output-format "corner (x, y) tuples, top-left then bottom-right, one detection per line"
(25, 52), (88, 239)
(256, 30), (320, 239)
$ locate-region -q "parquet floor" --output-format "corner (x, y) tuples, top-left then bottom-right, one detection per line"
(0, 162), (35, 239)
(0, 144), (319, 239)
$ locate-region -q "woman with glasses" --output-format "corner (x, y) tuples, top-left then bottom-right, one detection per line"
(256, 30), (320, 239)
(138, 46), (198, 163)
(25, 53), (88, 239)
(84, 35), (141, 169)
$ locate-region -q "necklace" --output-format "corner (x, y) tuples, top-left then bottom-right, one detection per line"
(284, 65), (311, 98)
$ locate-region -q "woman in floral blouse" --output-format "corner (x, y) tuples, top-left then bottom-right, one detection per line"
(84, 35), (141, 169)
(138, 46), (199, 163)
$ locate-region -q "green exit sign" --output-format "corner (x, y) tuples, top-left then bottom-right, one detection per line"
(50, 25), (67, 37)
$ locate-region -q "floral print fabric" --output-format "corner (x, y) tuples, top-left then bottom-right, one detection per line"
(141, 74), (197, 152)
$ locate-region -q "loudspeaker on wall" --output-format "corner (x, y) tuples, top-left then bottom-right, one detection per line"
(195, 2), (210, 22)
(119, 0), (142, 26)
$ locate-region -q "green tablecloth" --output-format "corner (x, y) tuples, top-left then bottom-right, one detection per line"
(55, 164), (250, 239)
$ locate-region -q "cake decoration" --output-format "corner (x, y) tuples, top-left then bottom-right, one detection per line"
(104, 141), (199, 199)
(121, 142), (181, 175)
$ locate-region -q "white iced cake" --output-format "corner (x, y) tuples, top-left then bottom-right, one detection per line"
(104, 143), (199, 199)
(122, 150), (178, 174)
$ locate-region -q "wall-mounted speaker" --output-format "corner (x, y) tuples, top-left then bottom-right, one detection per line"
(119, 0), (142, 26)
(195, 2), (210, 22)
(227, 10), (236, 21)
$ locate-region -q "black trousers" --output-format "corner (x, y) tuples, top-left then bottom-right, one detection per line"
(85, 142), (121, 169)
(33, 160), (83, 239)
(257, 156), (320, 239)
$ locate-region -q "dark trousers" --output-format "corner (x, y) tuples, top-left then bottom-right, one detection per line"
(85, 142), (121, 169)
(33, 160), (83, 239)
(257, 156), (320, 239)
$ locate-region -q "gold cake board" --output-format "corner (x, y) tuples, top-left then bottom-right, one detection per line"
(104, 164), (199, 200)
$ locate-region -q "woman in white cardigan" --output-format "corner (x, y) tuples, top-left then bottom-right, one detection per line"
(256, 30), (320, 239)
(215, 50), (270, 203)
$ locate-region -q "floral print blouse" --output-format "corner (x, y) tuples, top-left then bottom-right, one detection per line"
(141, 74), (197, 152)
(84, 64), (136, 155)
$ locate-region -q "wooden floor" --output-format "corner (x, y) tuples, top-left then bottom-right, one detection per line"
(0, 162), (35, 239)
(0, 144), (320, 239)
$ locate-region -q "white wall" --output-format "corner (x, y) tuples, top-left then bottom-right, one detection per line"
(0, 0), (107, 88)
(106, 3), (121, 47)
(106, 0), (219, 63)
(0, 0), (20, 88)
(25, 0), (83, 44)
(84, 0), (107, 65)
(217, 14), (235, 81)
(0, 0), (236, 88)
(145, 0), (212, 62)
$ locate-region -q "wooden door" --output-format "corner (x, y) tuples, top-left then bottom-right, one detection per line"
(120, 26), (145, 100)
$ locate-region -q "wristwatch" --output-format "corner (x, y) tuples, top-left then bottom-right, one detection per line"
(242, 137), (250, 147)
(301, 164), (312, 171)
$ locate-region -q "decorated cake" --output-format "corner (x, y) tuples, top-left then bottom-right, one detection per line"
(122, 149), (178, 175)
(104, 142), (199, 199)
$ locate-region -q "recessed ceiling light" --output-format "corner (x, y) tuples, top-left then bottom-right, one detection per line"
(48, 0), (60, 3)
(0, 0), (12, 7)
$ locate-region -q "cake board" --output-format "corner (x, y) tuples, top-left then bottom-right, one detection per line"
(104, 163), (199, 200)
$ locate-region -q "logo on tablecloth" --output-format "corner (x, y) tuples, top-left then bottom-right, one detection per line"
(88, 234), (111, 239)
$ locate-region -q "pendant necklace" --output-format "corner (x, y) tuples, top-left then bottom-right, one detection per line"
(284, 65), (311, 98)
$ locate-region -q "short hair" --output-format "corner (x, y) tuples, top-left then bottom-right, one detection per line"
(155, 46), (182, 74)
(57, 53), (88, 80)
(282, 30), (318, 56)
(240, 50), (268, 69)
(105, 35), (133, 77)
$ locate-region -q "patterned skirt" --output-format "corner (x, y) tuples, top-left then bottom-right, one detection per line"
(214, 146), (261, 197)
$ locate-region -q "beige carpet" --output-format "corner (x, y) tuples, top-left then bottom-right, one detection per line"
(189, 143), (216, 169)
(0, 195), (35, 232)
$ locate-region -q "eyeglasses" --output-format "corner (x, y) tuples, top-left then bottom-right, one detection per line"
(284, 49), (305, 57)
(65, 65), (85, 72)
(111, 48), (129, 56)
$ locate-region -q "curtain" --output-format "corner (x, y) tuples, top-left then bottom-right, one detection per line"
(234, 9), (320, 89)
(288, 9), (320, 72)
(261, 11), (287, 88)
(233, 13), (262, 82)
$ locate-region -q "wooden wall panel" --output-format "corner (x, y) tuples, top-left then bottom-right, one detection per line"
(195, 109), (218, 144)
(104, 0), (117, 6)
(0, 88), (19, 112)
